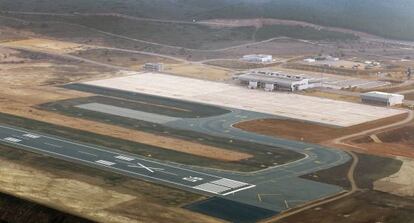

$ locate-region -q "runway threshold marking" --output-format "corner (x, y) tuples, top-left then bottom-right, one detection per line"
(193, 178), (255, 196)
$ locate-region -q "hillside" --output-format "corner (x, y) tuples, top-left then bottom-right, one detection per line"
(0, 0), (413, 41)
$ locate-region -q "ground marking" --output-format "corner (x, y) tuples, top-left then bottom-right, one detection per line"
(43, 142), (63, 148)
(3, 137), (21, 143)
(23, 134), (40, 139)
(95, 160), (116, 166)
(115, 155), (135, 161)
(78, 151), (98, 157)
(127, 162), (163, 173)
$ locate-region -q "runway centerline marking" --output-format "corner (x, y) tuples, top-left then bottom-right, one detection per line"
(78, 151), (98, 157)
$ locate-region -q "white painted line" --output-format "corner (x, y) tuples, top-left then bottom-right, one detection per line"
(23, 134), (40, 139)
(78, 151), (98, 157)
(43, 142), (63, 148)
(3, 137), (21, 143)
(115, 155), (135, 161)
(222, 184), (256, 196)
(95, 160), (116, 166)
(127, 164), (164, 171)
(137, 162), (154, 173)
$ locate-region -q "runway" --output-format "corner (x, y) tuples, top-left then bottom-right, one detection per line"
(0, 125), (254, 196)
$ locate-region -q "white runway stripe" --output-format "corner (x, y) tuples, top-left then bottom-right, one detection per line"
(3, 137), (21, 143)
(95, 160), (116, 166)
(115, 155), (135, 161)
(23, 134), (40, 139)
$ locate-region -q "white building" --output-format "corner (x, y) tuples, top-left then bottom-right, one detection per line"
(242, 54), (273, 63)
(236, 71), (311, 91)
(361, 91), (404, 106)
(143, 63), (164, 72)
(304, 58), (316, 63)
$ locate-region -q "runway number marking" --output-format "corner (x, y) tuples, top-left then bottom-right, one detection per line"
(3, 137), (21, 143)
(23, 134), (41, 139)
(95, 160), (115, 166)
(115, 155), (135, 161)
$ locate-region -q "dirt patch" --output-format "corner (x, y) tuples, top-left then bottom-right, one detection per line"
(1, 38), (93, 54)
(0, 192), (93, 223)
(300, 90), (360, 103)
(234, 113), (407, 143)
(275, 190), (414, 223)
(72, 48), (181, 69)
(404, 92), (414, 100)
(205, 59), (281, 70)
(374, 157), (414, 197)
(164, 63), (232, 81)
(351, 125), (414, 158)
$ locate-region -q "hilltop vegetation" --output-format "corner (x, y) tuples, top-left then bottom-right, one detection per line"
(0, 0), (413, 41)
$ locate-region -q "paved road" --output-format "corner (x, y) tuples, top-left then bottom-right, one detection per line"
(0, 125), (254, 196)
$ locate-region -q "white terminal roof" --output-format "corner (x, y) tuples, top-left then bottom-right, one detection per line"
(237, 73), (307, 86)
(361, 91), (404, 99)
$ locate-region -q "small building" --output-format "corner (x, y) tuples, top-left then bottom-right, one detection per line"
(236, 71), (311, 91)
(304, 58), (316, 63)
(242, 54), (273, 63)
(361, 91), (404, 106)
(143, 63), (164, 72)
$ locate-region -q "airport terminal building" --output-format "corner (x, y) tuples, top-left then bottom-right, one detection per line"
(236, 71), (311, 91)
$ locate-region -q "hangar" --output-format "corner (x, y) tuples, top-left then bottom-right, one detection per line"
(361, 91), (404, 106)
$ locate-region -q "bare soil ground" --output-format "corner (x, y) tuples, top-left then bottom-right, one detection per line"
(164, 63), (233, 81)
(205, 59), (282, 70)
(73, 48), (181, 69)
(1, 38), (93, 53)
(0, 192), (92, 223)
(351, 125), (414, 158)
(275, 190), (414, 223)
(404, 92), (414, 100)
(299, 90), (360, 103)
(234, 113), (407, 144)
(374, 157), (414, 197)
